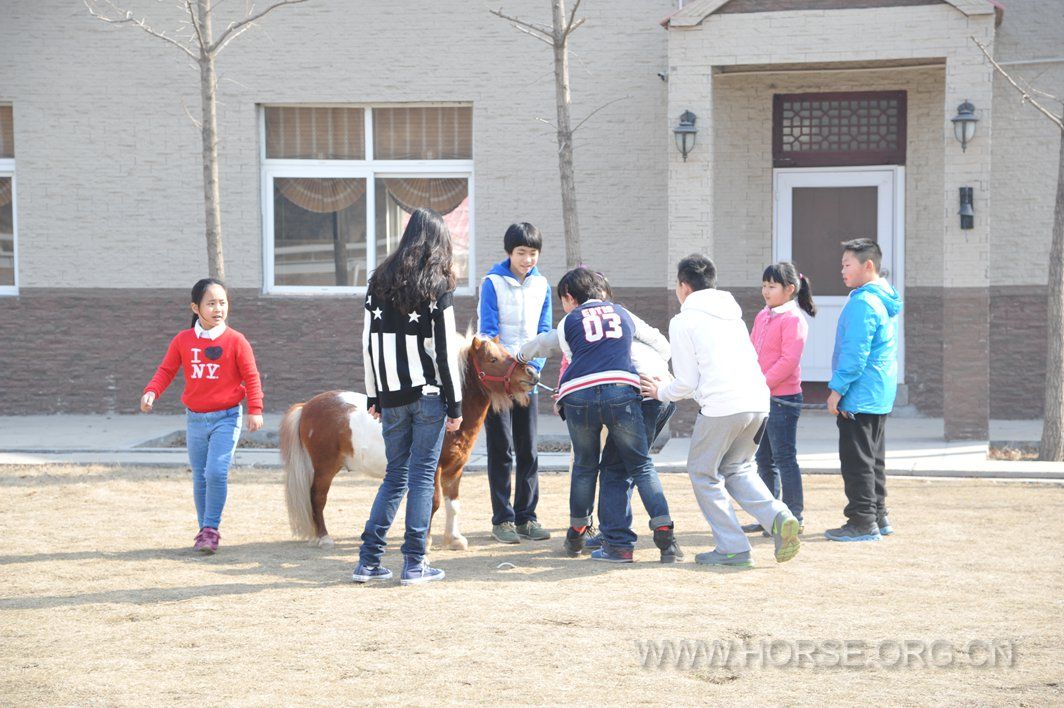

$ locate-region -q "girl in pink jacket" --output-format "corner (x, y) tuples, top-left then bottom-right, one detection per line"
(745, 262), (817, 535)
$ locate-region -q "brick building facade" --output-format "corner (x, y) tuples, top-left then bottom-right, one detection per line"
(0, 0), (1060, 439)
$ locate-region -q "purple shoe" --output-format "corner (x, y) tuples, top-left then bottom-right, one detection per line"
(193, 528), (210, 552)
(199, 527), (220, 554)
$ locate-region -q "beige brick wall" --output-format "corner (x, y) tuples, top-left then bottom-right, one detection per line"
(666, 3), (999, 289)
(711, 67), (946, 288)
(1, 1), (1058, 294)
(0, 0), (674, 290)
(988, 0), (1064, 287)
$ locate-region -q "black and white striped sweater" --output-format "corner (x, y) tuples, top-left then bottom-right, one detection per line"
(361, 290), (463, 418)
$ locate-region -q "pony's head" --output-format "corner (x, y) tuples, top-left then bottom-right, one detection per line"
(461, 335), (539, 412)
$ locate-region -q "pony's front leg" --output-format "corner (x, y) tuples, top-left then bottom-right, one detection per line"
(442, 496), (468, 551)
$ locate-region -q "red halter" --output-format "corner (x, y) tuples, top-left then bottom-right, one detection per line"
(471, 355), (520, 397)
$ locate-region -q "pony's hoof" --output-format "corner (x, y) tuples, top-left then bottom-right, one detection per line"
(444, 535), (469, 551)
(311, 535), (334, 548)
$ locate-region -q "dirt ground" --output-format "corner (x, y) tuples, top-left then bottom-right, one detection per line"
(2, 465), (1062, 705)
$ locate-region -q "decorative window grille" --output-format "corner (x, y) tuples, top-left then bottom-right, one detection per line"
(773, 91), (906, 167)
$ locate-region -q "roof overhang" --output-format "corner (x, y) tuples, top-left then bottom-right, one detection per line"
(663, 0), (1001, 28)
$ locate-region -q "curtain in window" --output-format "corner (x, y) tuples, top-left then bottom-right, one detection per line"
(265, 107), (365, 160)
(275, 178), (366, 213)
(373, 107), (472, 160)
(380, 177), (467, 215)
(0, 107), (12, 159)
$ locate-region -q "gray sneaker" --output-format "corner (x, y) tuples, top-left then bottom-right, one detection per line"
(695, 549), (753, 568)
(492, 522), (520, 544)
(516, 520), (551, 541)
(771, 511), (801, 563)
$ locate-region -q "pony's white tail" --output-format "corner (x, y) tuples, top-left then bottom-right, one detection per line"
(280, 403), (316, 539)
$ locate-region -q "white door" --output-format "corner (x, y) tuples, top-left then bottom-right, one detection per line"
(773, 167), (905, 382)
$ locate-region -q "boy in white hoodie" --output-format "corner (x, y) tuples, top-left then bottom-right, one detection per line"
(642, 255), (801, 567)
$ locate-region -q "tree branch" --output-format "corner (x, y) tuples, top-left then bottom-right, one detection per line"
(211, 0), (311, 53)
(534, 116), (557, 130)
(564, 0), (584, 37)
(183, 0), (208, 53)
(490, 8), (555, 44)
(213, 22), (255, 54)
(181, 96), (203, 129)
(572, 95), (629, 133)
(972, 37), (1064, 130)
(508, 22), (555, 46)
(85, 0), (198, 59)
(1018, 75), (1063, 106)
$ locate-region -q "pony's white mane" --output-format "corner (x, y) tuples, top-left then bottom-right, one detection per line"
(455, 327), (475, 393)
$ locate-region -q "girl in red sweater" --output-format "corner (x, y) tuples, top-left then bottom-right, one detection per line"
(746, 262), (816, 535)
(141, 279), (263, 553)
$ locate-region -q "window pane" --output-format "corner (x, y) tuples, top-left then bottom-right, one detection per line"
(791, 186), (878, 296)
(375, 177), (469, 283)
(373, 107), (472, 160)
(0, 107), (12, 159)
(0, 178), (12, 286)
(273, 178), (368, 286)
(265, 107), (365, 160)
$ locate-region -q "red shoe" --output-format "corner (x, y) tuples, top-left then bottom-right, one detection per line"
(199, 527), (220, 554)
(193, 528), (210, 552)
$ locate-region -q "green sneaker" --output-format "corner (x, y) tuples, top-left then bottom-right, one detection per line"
(695, 549), (753, 568)
(771, 512), (801, 563)
(492, 522), (520, 544)
(516, 520), (551, 541)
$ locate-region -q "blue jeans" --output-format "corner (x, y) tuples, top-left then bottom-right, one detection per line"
(755, 393), (804, 522)
(358, 394), (446, 566)
(596, 399), (676, 542)
(563, 384), (665, 550)
(186, 405), (242, 530)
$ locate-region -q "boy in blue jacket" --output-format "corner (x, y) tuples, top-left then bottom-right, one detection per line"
(825, 238), (903, 542)
(477, 223), (553, 544)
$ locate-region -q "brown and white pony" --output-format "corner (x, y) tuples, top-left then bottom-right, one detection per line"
(280, 335), (537, 549)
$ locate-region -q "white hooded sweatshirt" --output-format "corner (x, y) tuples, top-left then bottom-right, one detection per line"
(655, 288), (769, 417)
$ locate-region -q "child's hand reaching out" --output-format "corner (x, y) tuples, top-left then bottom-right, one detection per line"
(640, 374), (662, 400)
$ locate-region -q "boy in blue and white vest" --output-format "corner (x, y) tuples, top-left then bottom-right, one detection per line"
(477, 223), (553, 544)
(519, 268), (681, 564)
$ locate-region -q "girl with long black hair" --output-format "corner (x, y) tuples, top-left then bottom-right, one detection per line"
(353, 208), (464, 586)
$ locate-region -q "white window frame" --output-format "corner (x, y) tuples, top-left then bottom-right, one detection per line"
(261, 105), (475, 296)
(0, 158), (17, 296)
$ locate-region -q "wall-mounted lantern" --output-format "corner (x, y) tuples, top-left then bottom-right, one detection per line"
(673, 110), (698, 162)
(951, 100), (978, 152)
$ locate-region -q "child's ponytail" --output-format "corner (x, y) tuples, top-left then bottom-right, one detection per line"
(762, 261), (816, 317)
(797, 273), (817, 317)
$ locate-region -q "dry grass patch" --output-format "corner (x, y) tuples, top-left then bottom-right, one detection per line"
(1, 465), (1062, 705)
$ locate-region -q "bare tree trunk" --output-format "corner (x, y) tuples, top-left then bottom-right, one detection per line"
(87, 0), (311, 282)
(552, 0), (581, 268)
(1040, 132), (1064, 460)
(197, 0), (225, 280)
